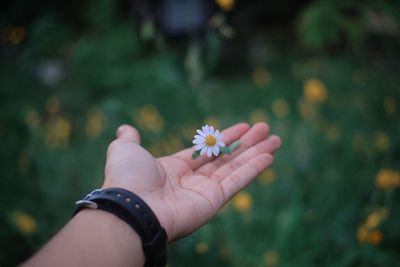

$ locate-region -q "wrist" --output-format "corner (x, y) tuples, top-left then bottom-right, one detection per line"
(74, 209), (145, 266)
(75, 188), (168, 266)
(24, 208), (145, 267)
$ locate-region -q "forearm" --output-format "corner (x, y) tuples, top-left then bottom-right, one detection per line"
(23, 209), (145, 267)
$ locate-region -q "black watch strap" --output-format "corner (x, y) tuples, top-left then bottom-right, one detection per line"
(74, 188), (168, 267)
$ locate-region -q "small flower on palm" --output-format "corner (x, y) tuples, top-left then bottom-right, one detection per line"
(192, 125), (225, 157)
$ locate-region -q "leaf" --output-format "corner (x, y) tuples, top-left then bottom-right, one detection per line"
(192, 142), (240, 159)
(229, 141), (240, 152)
(219, 146), (231, 155)
(191, 150), (201, 160)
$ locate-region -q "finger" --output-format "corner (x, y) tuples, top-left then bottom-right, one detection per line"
(210, 135), (281, 181)
(173, 122), (250, 170)
(221, 153), (274, 201)
(196, 122), (270, 176)
(116, 124), (141, 144)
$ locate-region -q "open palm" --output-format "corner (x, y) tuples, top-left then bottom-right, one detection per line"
(103, 122), (281, 242)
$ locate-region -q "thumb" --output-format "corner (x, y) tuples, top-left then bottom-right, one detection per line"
(116, 124), (141, 144)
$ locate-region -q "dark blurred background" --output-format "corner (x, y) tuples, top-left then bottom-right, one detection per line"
(1, 0), (400, 266)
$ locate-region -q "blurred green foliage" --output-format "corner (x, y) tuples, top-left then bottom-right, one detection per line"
(296, 0), (400, 51)
(1, 0), (400, 266)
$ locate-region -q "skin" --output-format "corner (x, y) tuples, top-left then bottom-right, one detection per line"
(24, 122), (281, 267)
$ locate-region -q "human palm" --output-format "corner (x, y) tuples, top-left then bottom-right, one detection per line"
(103, 123), (281, 242)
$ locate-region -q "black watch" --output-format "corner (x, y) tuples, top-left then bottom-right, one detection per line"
(74, 188), (168, 267)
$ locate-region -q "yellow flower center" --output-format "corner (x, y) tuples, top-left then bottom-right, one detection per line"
(205, 134), (217, 146)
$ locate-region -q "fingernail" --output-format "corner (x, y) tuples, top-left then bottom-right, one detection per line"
(117, 126), (125, 137)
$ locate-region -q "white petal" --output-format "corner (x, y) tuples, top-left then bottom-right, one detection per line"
(210, 126), (214, 133)
(194, 134), (204, 140)
(196, 129), (206, 137)
(212, 146), (220, 156)
(193, 136), (206, 144)
(206, 147), (212, 157)
(193, 138), (205, 145)
(200, 146), (207, 156)
(217, 132), (224, 139)
(195, 143), (205, 150)
(217, 141), (225, 147)
(202, 125), (208, 132)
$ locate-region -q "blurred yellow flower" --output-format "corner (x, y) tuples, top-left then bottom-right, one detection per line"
(85, 110), (106, 138)
(357, 224), (384, 245)
(325, 124), (341, 143)
(368, 230), (383, 245)
(375, 168), (400, 190)
(209, 14), (224, 28)
(11, 210), (37, 234)
(264, 250), (279, 267)
(18, 151), (31, 176)
(233, 191), (253, 212)
(215, 0), (235, 11)
(181, 124), (197, 141)
(7, 27), (26, 45)
(205, 117), (221, 130)
(352, 133), (367, 153)
(272, 98), (290, 119)
(252, 68), (271, 88)
(354, 95), (366, 111)
(220, 25), (235, 38)
(46, 96), (61, 115)
(259, 169), (276, 185)
(374, 131), (389, 152)
(303, 79), (328, 104)
(44, 116), (71, 149)
(366, 208), (389, 230)
(218, 242), (230, 259)
(148, 134), (184, 156)
(383, 96), (396, 114)
(195, 242), (209, 254)
(298, 99), (316, 120)
(249, 109), (268, 124)
(164, 135), (184, 154)
(357, 224), (369, 244)
(25, 109), (41, 129)
(134, 104), (165, 133)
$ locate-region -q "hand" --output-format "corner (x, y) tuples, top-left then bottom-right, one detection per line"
(103, 122), (281, 242)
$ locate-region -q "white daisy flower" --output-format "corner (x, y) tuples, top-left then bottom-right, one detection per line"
(192, 124), (225, 157)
